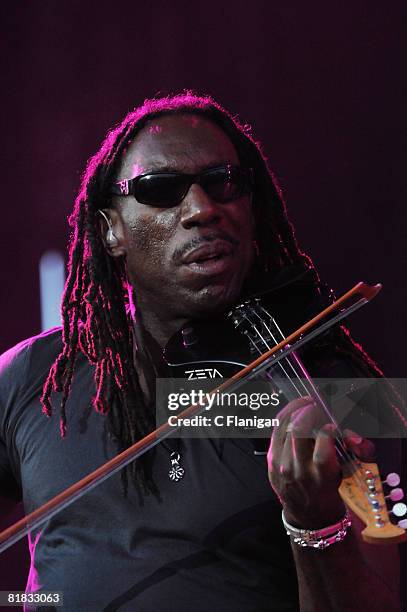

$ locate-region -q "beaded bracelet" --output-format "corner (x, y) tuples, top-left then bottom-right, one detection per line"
(282, 510), (352, 549)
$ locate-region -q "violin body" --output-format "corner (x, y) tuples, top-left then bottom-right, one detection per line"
(164, 316), (251, 379)
(164, 270), (331, 378)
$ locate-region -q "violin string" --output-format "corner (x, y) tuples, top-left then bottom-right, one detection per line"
(240, 308), (315, 403)
(241, 307), (314, 398)
(244, 320), (305, 397)
(270, 317), (371, 494)
(253, 310), (312, 396)
(256, 313), (350, 463)
(241, 305), (366, 491)
(262, 308), (359, 467)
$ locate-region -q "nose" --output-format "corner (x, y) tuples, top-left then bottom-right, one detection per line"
(180, 183), (222, 229)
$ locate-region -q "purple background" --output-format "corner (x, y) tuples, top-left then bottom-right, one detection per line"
(1, 0), (406, 602)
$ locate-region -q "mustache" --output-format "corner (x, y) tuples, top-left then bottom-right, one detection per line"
(173, 231), (239, 263)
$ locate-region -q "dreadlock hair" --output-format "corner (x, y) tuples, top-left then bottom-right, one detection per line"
(41, 91), (406, 499)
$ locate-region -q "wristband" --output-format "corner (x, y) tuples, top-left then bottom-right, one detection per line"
(282, 509), (352, 549)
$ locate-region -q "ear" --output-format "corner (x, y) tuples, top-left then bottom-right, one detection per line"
(98, 208), (127, 258)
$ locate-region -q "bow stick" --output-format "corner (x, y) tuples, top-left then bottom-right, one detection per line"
(0, 282), (383, 553)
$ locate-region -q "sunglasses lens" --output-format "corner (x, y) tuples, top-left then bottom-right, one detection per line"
(202, 167), (251, 203)
(136, 174), (190, 207)
(129, 166), (252, 207)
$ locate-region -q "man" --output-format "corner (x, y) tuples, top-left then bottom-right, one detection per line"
(0, 93), (403, 610)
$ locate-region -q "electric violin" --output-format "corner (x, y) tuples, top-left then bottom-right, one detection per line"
(0, 281), (406, 553)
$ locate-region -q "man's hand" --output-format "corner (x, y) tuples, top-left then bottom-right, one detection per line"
(267, 396), (374, 529)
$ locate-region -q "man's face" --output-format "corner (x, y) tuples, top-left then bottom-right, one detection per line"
(108, 114), (255, 323)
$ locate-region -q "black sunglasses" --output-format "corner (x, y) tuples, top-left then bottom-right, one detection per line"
(110, 165), (253, 208)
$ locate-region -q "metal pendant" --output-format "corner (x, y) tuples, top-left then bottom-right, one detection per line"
(168, 451), (185, 482)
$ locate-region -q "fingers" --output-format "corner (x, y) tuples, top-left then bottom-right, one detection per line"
(282, 407), (316, 468)
(268, 397), (314, 470)
(271, 396), (315, 447)
(279, 412), (337, 478)
(269, 398), (323, 483)
(268, 413), (344, 526)
(343, 428), (376, 461)
(313, 424), (340, 478)
(268, 396), (362, 486)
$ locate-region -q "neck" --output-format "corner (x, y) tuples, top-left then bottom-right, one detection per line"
(134, 308), (188, 350)
(131, 308), (183, 404)
(128, 285), (189, 350)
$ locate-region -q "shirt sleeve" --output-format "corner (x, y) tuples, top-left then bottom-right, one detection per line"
(0, 340), (31, 502)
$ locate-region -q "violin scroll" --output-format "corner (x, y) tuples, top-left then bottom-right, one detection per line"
(339, 461), (407, 544)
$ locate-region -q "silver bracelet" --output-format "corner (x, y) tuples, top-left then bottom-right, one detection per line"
(282, 509), (352, 549)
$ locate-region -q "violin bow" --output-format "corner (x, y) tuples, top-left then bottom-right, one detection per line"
(2, 281), (401, 554)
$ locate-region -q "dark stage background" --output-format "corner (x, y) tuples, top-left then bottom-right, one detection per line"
(1, 0), (406, 606)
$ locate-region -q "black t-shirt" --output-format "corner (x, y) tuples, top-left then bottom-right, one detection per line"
(0, 329), (299, 611)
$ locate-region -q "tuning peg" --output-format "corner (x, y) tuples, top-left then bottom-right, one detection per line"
(398, 519), (407, 529)
(385, 488), (404, 502)
(383, 473), (400, 487)
(391, 502), (407, 517)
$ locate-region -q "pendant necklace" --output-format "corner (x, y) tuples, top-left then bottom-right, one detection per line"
(162, 440), (185, 482)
